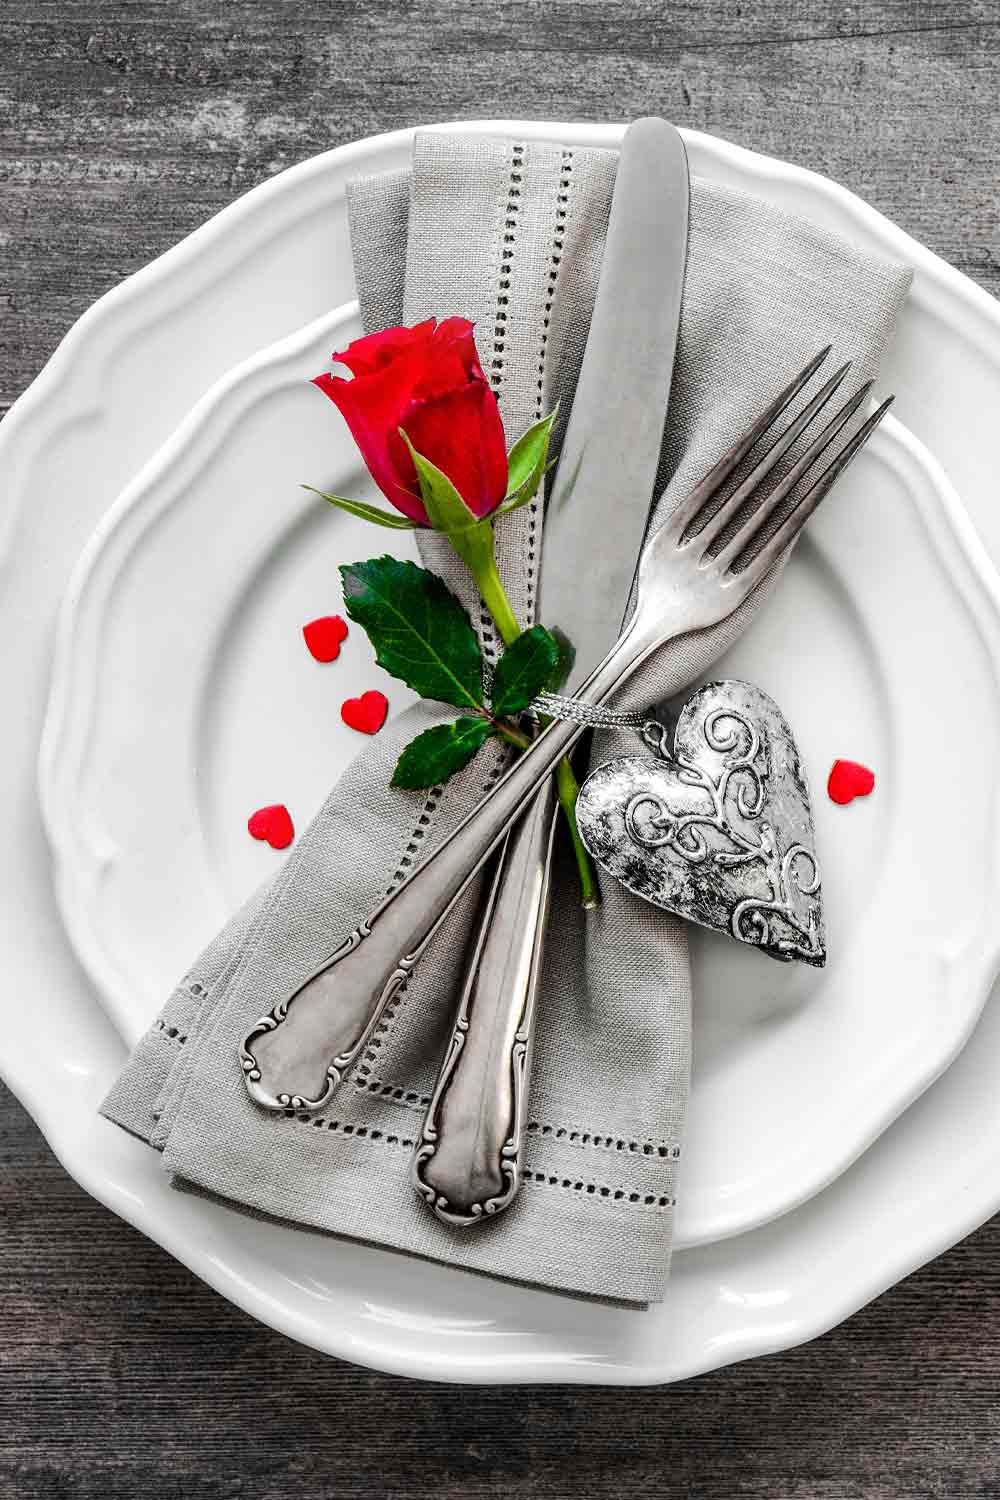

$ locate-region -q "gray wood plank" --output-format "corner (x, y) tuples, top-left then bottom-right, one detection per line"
(3, 3), (1000, 1494)
(3, 0), (999, 407)
(6, 1076), (1000, 1500)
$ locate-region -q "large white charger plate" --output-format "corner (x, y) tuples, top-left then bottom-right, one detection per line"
(4, 120), (1000, 1383)
(38, 300), (1000, 1250)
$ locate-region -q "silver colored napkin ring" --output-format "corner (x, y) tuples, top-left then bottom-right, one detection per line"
(572, 679), (825, 967)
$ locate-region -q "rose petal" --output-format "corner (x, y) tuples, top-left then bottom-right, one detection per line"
(332, 320), (437, 377)
(312, 360), (430, 525)
(402, 376), (508, 518)
(432, 316), (482, 376)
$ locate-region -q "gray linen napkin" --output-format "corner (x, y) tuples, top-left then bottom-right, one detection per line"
(101, 129), (911, 1304)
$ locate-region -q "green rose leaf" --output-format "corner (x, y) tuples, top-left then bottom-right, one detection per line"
(302, 485), (418, 530)
(391, 717), (494, 790)
(546, 625), (576, 692)
(340, 556), (485, 710)
(496, 406), (558, 516)
(490, 624), (560, 717)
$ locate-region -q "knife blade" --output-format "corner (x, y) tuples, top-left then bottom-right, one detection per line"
(544, 115), (689, 683)
(412, 118), (690, 1225)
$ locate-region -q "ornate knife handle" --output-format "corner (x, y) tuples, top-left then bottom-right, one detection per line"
(412, 781), (557, 1225)
(240, 621), (656, 1113)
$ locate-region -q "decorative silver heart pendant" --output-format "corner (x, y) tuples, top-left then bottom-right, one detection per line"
(576, 680), (825, 966)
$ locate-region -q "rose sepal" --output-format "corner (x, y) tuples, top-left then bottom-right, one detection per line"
(301, 484), (419, 530)
(401, 430), (520, 647)
(494, 406), (559, 517)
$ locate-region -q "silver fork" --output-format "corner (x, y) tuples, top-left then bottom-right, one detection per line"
(240, 352), (893, 1118)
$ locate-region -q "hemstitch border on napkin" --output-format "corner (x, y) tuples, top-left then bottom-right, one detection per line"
(283, 1110), (676, 1213)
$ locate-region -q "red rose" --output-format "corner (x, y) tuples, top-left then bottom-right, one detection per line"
(313, 317), (509, 526)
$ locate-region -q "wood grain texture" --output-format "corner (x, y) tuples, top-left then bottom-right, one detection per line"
(3, 2), (1000, 1494)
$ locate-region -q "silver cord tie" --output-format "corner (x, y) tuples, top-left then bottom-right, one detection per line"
(531, 690), (648, 730)
(530, 691), (673, 760)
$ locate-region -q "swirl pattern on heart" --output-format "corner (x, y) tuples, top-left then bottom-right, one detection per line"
(576, 680), (825, 967)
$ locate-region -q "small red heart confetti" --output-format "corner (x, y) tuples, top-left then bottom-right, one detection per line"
(341, 690), (389, 735)
(247, 803), (295, 849)
(827, 759), (875, 806)
(302, 614), (349, 663)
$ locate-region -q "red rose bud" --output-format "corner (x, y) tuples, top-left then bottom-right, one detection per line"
(312, 318), (508, 526)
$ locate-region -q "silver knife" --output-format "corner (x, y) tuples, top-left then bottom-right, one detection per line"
(411, 118), (691, 1224)
(241, 123), (689, 1122)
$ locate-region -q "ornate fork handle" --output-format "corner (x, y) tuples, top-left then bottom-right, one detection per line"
(240, 618), (659, 1113)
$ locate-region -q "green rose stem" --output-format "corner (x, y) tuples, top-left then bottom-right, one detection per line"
(451, 523), (600, 911)
(399, 423), (599, 909)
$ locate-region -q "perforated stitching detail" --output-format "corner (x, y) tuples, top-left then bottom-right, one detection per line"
(525, 1119), (682, 1160)
(382, 786), (443, 900)
(348, 1075), (681, 1157)
(285, 1112), (675, 1207)
(480, 139), (527, 665)
(491, 141), (524, 393)
(521, 1169), (675, 1209)
(286, 1110), (417, 1150)
(523, 148), (574, 625)
(154, 1019), (188, 1045)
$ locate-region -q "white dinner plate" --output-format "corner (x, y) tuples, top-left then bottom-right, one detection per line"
(38, 300), (1000, 1249)
(5, 121), (1000, 1383)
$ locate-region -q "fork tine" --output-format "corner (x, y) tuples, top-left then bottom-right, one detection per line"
(667, 345), (832, 539)
(709, 378), (874, 574)
(692, 360), (852, 552)
(730, 396), (894, 589)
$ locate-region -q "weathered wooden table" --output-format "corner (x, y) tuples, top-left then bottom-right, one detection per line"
(4, 4), (1000, 1495)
